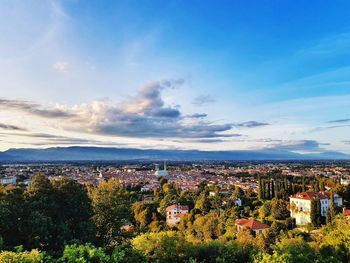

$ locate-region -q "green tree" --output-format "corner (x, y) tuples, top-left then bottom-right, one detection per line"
(271, 199), (290, 220)
(329, 191), (335, 223)
(23, 173), (56, 250)
(90, 179), (131, 247)
(258, 175), (263, 200)
(111, 244), (147, 263)
(132, 201), (154, 229)
(194, 192), (210, 215)
(0, 249), (45, 263)
(132, 231), (189, 263)
(52, 177), (95, 246)
(254, 237), (318, 263)
(0, 185), (25, 249)
(60, 243), (109, 263)
(310, 198), (321, 227)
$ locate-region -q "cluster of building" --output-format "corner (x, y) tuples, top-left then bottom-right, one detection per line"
(289, 191), (343, 225)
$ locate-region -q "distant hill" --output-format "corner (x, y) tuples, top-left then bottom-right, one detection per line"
(0, 146), (349, 162)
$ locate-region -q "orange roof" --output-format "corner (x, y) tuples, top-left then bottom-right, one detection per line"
(166, 204), (189, 212)
(289, 191), (331, 200)
(235, 218), (269, 230)
(344, 208), (350, 216)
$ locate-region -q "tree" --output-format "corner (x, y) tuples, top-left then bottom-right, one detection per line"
(60, 243), (109, 263)
(258, 175), (263, 200)
(302, 175), (306, 192)
(0, 249), (45, 263)
(0, 185), (25, 249)
(310, 198), (321, 227)
(271, 199), (289, 220)
(132, 231), (189, 262)
(267, 175), (271, 200)
(111, 244), (147, 263)
(23, 173), (57, 250)
(329, 191), (336, 223)
(89, 179), (131, 247)
(192, 212), (224, 241)
(52, 177), (95, 246)
(132, 202), (154, 229)
(254, 236), (318, 263)
(194, 192), (210, 215)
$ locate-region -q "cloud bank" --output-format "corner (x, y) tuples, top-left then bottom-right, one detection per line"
(2, 80), (271, 140)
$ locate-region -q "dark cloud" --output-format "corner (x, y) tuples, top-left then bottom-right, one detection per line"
(0, 123), (27, 131)
(186, 113), (208, 118)
(0, 98), (74, 118)
(192, 95), (216, 106)
(327, 118), (350, 124)
(0, 80), (235, 139)
(234, 121), (269, 128)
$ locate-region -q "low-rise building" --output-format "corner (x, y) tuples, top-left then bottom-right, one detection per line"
(166, 203), (189, 226)
(343, 208), (350, 217)
(290, 191), (343, 225)
(0, 176), (17, 185)
(235, 218), (269, 234)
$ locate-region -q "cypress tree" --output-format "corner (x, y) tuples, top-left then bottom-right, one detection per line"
(258, 175), (262, 200)
(274, 178), (279, 199)
(329, 191), (335, 222)
(284, 176), (288, 192)
(314, 180), (320, 193)
(311, 197), (321, 227)
(267, 175), (271, 200)
(302, 175), (306, 192)
(320, 180), (325, 192)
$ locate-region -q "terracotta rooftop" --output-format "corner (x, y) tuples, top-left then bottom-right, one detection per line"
(289, 191), (331, 200)
(166, 204), (189, 212)
(235, 218), (269, 230)
(343, 208), (350, 216)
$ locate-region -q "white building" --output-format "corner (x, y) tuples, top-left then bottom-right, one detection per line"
(234, 198), (242, 207)
(166, 203), (189, 226)
(154, 161), (169, 177)
(341, 177), (350, 186)
(289, 192), (343, 225)
(0, 176), (17, 185)
(141, 184), (153, 192)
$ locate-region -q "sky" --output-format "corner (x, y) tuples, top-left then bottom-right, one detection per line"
(1, 0), (350, 154)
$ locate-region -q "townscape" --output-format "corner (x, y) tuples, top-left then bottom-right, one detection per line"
(0, 160), (349, 262)
(2, 0), (350, 262)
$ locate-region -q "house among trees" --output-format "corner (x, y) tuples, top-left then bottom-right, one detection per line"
(289, 191), (343, 225)
(166, 203), (189, 226)
(343, 208), (350, 217)
(0, 176), (17, 185)
(235, 218), (269, 234)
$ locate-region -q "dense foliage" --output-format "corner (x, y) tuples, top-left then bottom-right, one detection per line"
(0, 172), (349, 262)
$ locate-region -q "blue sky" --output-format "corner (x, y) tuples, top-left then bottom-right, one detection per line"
(0, 0), (350, 154)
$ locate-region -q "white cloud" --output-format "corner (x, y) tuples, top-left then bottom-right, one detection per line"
(53, 61), (70, 73)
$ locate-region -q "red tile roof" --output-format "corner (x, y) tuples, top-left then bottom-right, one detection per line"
(343, 208), (350, 216)
(289, 191), (331, 200)
(235, 218), (269, 230)
(166, 204), (189, 212)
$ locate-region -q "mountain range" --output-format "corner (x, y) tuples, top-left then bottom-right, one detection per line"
(0, 146), (349, 162)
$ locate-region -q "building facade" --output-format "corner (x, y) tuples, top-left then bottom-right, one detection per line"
(166, 203), (189, 226)
(235, 218), (269, 234)
(289, 192), (343, 225)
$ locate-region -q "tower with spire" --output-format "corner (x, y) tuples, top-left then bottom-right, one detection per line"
(154, 161), (169, 177)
